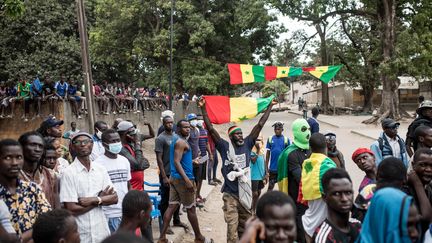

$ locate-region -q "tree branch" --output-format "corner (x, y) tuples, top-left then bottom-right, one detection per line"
(335, 53), (360, 80)
(294, 32), (318, 57)
(291, 9), (377, 24)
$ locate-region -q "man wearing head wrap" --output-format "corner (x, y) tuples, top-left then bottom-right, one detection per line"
(276, 118), (311, 243)
(198, 97), (276, 243)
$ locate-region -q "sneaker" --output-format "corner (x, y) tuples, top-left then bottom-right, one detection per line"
(208, 180), (218, 186)
(213, 178), (223, 184)
(78, 115), (82, 119)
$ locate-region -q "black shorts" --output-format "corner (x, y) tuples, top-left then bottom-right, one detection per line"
(252, 180), (264, 192)
(193, 162), (207, 182)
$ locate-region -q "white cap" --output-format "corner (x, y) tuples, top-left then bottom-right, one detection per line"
(117, 121), (135, 132)
(161, 110), (175, 119)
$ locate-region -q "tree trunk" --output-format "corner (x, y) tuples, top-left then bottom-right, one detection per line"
(362, 85), (374, 112)
(364, 0), (399, 124)
(378, 0), (400, 119)
(316, 24), (330, 114)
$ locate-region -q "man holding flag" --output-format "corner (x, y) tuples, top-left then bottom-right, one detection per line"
(198, 96), (276, 243)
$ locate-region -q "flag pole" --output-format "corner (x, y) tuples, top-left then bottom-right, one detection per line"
(169, 0), (175, 110)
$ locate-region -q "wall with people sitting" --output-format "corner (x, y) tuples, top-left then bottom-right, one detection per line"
(0, 101), (198, 140)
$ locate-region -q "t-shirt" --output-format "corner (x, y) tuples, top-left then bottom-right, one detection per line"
(266, 135), (290, 172)
(157, 124), (177, 136)
(313, 219), (361, 243)
(93, 154), (131, 218)
(54, 81), (68, 97)
(198, 127), (208, 157)
(307, 117), (320, 134)
(17, 82), (31, 98)
(155, 131), (174, 176)
(358, 176), (375, 192)
(67, 85), (78, 96)
(251, 152), (265, 180)
(216, 136), (255, 196)
(188, 127), (200, 159)
(42, 83), (54, 96)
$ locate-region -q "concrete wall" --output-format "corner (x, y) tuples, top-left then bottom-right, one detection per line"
(0, 101), (199, 140)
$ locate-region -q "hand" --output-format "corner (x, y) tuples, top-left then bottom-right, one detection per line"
(143, 121), (150, 126)
(100, 186), (115, 196)
(271, 98), (278, 106)
(78, 197), (98, 207)
(239, 217), (266, 243)
(162, 176), (170, 187)
(408, 171), (423, 187)
(185, 179), (195, 192)
(197, 97), (205, 107)
(193, 157), (200, 165)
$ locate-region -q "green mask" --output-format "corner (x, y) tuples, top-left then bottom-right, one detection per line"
(291, 118), (311, 150)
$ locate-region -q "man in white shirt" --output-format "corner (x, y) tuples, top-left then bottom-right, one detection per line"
(90, 121), (108, 161)
(60, 132), (118, 243)
(94, 129), (131, 233)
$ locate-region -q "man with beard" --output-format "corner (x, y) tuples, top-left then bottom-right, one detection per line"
(18, 131), (59, 208)
(0, 139), (50, 240)
(198, 97), (276, 243)
(277, 118), (311, 243)
(313, 168), (360, 243)
(324, 132), (345, 169)
(60, 132), (118, 243)
(406, 100), (432, 156)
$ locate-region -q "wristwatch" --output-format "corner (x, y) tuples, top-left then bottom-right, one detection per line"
(97, 196), (102, 205)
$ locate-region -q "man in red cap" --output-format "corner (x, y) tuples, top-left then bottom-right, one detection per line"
(351, 148), (377, 192)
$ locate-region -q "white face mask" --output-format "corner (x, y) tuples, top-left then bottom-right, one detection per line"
(96, 130), (102, 139)
(190, 120), (198, 127)
(197, 120), (204, 127)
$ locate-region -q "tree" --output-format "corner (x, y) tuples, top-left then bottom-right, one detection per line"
(1, 0), (25, 18)
(90, 0), (281, 95)
(262, 80), (289, 100)
(0, 0), (81, 81)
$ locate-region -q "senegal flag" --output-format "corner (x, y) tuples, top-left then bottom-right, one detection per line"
(228, 64), (265, 85)
(277, 144), (300, 193)
(299, 153), (336, 201)
(302, 65), (343, 83)
(264, 66), (303, 80)
(203, 95), (275, 124)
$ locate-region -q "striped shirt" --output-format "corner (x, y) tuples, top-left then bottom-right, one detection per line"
(198, 127), (208, 157)
(313, 219), (361, 243)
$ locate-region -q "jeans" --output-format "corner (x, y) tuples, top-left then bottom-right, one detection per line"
(108, 217), (122, 233)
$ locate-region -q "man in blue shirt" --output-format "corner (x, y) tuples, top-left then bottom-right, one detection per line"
(307, 107), (320, 134)
(265, 121), (290, 191)
(54, 74), (68, 101)
(30, 77), (43, 118)
(158, 119), (210, 243)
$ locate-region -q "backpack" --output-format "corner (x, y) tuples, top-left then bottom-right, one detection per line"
(268, 135), (289, 147)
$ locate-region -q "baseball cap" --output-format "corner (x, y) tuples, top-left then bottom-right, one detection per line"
(187, 113), (197, 121)
(352, 148), (374, 161)
(117, 121), (135, 132)
(71, 131), (93, 143)
(161, 110), (175, 119)
(417, 100), (432, 114)
(381, 118), (400, 129)
(324, 132), (336, 138)
(40, 116), (64, 128)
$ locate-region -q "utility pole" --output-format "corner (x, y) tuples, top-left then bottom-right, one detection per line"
(76, 0), (96, 133)
(169, 0), (175, 110)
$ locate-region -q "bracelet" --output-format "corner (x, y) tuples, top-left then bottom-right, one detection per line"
(97, 196), (102, 205)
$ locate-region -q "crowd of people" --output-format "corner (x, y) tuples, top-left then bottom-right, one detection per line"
(2, 96), (432, 243)
(0, 76), (176, 122)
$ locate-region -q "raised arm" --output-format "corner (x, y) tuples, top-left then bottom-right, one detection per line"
(198, 98), (221, 143)
(249, 99), (277, 141)
(141, 122), (155, 140)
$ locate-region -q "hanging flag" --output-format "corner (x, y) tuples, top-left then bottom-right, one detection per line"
(302, 65), (343, 84)
(227, 63), (265, 85)
(203, 94), (275, 124)
(265, 66), (303, 80)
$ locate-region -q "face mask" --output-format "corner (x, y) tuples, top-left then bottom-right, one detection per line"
(96, 130), (102, 139)
(291, 119), (311, 150)
(197, 120), (204, 127)
(108, 142), (122, 154)
(190, 120), (198, 127)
